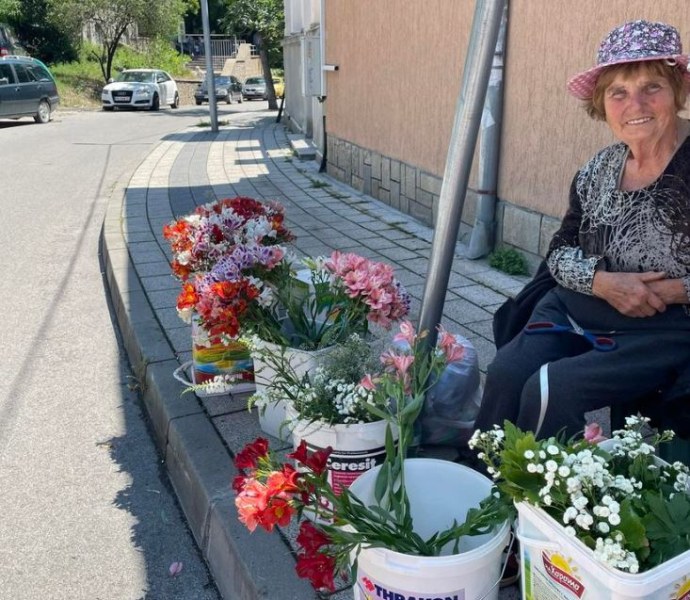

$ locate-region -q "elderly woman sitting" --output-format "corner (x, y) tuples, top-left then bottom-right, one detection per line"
(475, 20), (690, 439)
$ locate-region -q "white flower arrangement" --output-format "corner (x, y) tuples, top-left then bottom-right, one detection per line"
(470, 415), (690, 574)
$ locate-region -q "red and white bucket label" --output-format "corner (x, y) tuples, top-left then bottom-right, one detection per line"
(356, 572), (465, 600)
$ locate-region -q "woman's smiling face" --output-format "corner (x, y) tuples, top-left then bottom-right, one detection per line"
(603, 67), (678, 146)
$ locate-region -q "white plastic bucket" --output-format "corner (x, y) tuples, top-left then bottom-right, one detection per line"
(289, 414), (396, 495)
(517, 500), (690, 599)
(349, 458), (510, 600)
(253, 342), (334, 441)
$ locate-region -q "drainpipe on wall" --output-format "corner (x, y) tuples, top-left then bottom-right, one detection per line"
(466, 2), (508, 259)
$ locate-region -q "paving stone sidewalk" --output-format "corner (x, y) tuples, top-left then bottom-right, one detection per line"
(102, 111), (526, 599)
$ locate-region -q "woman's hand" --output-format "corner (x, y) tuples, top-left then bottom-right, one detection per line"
(646, 278), (689, 305)
(592, 271), (667, 317)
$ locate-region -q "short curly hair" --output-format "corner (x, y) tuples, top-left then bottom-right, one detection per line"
(585, 60), (688, 120)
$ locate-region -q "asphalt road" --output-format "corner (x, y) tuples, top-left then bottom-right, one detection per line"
(0, 101), (268, 600)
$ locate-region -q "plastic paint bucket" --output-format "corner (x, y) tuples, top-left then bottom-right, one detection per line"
(349, 458), (510, 600)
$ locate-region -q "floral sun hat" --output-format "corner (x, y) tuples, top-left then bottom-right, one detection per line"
(567, 20), (690, 100)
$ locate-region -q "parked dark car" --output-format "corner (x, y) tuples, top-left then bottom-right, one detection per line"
(0, 24), (27, 57)
(0, 55), (59, 123)
(195, 75), (243, 105)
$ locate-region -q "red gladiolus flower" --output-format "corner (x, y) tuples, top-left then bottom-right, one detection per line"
(231, 474), (246, 493)
(266, 470), (299, 495)
(262, 496), (295, 530)
(235, 479), (268, 532)
(287, 440), (309, 466)
(234, 438), (270, 469)
(306, 446), (332, 475)
(295, 552), (337, 591)
(296, 521), (331, 554)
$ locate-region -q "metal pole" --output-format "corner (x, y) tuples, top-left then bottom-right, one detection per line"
(200, 0), (218, 132)
(467, 3), (508, 259)
(418, 0), (506, 347)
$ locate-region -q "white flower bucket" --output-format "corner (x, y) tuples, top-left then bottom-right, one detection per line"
(289, 413), (396, 496)
(349, 458), (510, 600)
(517, 500), (690, 599)
(253, 341), (334, 441)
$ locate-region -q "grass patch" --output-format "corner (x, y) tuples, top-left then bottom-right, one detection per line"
(488, 247), (529, 276)
(196, 119), (230, 127)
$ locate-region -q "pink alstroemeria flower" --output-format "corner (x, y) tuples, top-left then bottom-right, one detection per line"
(393, 320), (416, 346)
(584, 422), (607, 444)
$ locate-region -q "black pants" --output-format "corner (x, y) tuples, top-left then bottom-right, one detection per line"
(474, 287), (690, 439)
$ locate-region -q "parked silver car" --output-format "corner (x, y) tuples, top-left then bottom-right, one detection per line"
(101, 68), (180, 111)
(0, 55), (59, 123)
(242, 76), (267, 101)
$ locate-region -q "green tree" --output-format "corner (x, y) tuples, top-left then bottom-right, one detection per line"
(221, 0), (284, 109)
(9, 0), (80, 63)
(62, 0), (192, 81)
(0, 0), (20, 20)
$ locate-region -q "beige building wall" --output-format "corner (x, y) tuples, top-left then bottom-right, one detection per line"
(502, 0), (690, 218)
(325, 0), (473, 174)
(321, 0), (690, 260)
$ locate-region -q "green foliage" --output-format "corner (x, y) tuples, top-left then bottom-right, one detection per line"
(221, 0), (284, 45)
(8, 0), (79, 62)
(112, 37), (191, 76)
(488, 247), (529, 276)
(0, 0), (20, 20)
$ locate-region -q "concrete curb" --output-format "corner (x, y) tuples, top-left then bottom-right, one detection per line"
(101, 167), (315, 600)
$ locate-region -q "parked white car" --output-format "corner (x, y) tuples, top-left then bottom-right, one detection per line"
(101, 69), (180, 111)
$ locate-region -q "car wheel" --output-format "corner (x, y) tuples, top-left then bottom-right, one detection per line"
(171, 92), (180, 109)
(150, 94), (160, 111)
(34, 99), (51, 124)
(195, 100), (202, 106)
(102, 106), (114, 112)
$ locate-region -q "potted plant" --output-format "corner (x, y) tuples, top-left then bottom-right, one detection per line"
(233, 322), (512, 598)
(246, 333), (395, 492)
(238, 251), (411, 438)
(469, 416), (690, 599)
(163, 195), (294, 394)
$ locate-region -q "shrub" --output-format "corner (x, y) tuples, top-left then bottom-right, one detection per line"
(488, 247), (529, 276)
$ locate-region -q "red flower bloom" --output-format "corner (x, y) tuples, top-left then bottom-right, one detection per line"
(306, 446), (332, 475)
(235, 478), (268, 532)
(288, 441), (332, 475)
(231, 475), (246, 493)
(262, 495), (295, 530)
(295, 552), (337, 591)
(234, 438), (269, 469)
(287, 440), (309, 466)
(296, 521), (331, 554)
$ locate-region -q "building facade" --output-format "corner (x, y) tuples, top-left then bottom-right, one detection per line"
(283, 0), (690, 270)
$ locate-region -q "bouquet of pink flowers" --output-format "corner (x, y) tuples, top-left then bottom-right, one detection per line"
(245, 251), (411, 350)
(163, 196), (294, 280)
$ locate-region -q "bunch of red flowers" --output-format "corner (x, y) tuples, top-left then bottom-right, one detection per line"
(233, 437), (340, 591)
(162, 196), (294, 280)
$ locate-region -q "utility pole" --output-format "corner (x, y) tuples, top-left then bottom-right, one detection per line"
(418, 0), (507, 347)
(200, 0), (218, 132)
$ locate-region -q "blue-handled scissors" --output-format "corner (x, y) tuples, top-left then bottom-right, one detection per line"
(524, 314), (617, 352)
